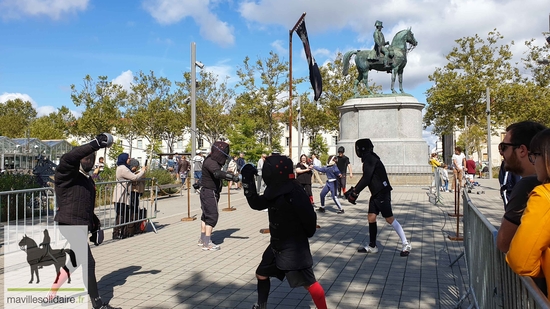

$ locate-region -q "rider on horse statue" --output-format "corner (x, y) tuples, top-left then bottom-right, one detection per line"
(373, 20), (393, 69)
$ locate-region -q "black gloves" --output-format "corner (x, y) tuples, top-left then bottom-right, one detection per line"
(344, 186), (359, 205)
(240, 164), (258, 197)
(89, 214), (104, 246)
(90, 133), (114, 150)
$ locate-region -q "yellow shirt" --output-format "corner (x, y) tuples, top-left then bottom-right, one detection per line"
(429, 157), (441, 172)
(506, 183), (550, 299)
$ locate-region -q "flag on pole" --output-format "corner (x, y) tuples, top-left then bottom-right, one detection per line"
(295, 20), (323, 101)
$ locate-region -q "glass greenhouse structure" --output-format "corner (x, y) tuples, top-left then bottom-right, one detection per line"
(1, 137), (74, 171)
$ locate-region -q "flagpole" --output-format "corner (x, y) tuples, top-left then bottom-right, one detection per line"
(289, 12), (306, 161)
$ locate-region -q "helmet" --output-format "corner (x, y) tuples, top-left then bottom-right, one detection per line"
(210, 141), (230, 165)
(355, 138), (374, 158)
(262, 154), (295, 186)
(375, 20), (383, 28)
(338, 146), (345, 153)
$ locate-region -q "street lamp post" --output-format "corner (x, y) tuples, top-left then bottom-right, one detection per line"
(297, 96), (302, 156)
(191, 42), (197, 178)
(190, 42), (204, 182)
(486, 87), (492, 179)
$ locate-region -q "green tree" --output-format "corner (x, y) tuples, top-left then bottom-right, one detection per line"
(176, 70), (234, 145)
(29, 106), (75, 140)
(235, 51), (293, 150)
(0, 98), (37, 138)
(226, 117), (268, 163)
(424, 30), (518, 135)
(308, 134), (329, 160)
(70, 75), (127, 139)
(126, 70), (174, 160)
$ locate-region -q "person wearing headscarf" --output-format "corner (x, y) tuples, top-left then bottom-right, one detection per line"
(112, 153), (146, 239)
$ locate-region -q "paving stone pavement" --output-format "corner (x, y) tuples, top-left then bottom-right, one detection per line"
(2, 179), (503, 308)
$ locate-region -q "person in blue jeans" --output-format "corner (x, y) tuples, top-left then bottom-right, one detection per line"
(312, 156), (344, 214)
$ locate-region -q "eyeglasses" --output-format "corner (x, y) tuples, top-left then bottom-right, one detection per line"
(498, 142), (521, 152)
(528, 152), (542, 164)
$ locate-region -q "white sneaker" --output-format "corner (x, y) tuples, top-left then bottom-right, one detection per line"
(358, 245), (378, 253)
(402, 242), (412, 252)
(202, 242), (220, 251)
(197, 238), (203, 246)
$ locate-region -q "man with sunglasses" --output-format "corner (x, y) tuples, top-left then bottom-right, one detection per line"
(496, 121), (546, 253)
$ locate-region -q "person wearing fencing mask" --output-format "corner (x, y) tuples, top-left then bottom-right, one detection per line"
(197, 141), (240, 251)
(53, 133), (121, 309)
(240, 154), (328, 309)
(345, 138), (412, 256)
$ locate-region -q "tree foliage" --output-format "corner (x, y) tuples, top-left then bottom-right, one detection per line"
(176, 70), (234, 145)
(29, 106), (75, 140)
(126, 70), (174, 159)
(424, 30), (519, 137)
(317, 52), (381, 133)
(235, 51), (292, 150)
(70, 75), (127, 139)
(0, 98), (37, 138)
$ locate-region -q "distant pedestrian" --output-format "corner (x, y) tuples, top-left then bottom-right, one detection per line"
(237, 152), (246, 189)
(177, 155), (190, 186)
(336, 146), (352, 198)
(345, 138), (411, 256)
(192, 150), (204, 192)
(451, 147), (466, 192)
(313, 156), (344, 214)
(465, 156), (477, 181)
(296, 154), (315, 207)
(256, 153), (266, 193)
(310, 154), (324, 187)
(240, 154), (328, 309)
(439, 163), (449, 192)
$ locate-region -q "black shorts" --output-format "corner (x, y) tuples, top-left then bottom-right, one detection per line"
(368, 191), (393, 218)
(256, 245), (316, 288)
(200, 188), (220, 227)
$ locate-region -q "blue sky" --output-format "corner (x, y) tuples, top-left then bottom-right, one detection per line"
(1, 0), (549, 149)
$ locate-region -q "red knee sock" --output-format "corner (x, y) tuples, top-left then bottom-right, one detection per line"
(307, 281), (327, 309)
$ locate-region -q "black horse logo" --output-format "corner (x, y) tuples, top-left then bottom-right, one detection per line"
(18, 233), (77, 284)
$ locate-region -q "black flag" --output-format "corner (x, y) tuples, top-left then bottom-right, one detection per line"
(296, 20), (323, 101)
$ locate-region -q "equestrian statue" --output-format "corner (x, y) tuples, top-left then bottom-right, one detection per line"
(343, 20), (418, 95)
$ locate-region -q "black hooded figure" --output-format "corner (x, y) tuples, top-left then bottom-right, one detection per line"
(198, 141), (240, 251)
(240, 154), (327, 309)
(345, 138), (412, 256)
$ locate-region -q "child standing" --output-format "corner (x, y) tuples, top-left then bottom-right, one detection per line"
(313, 156), (344, 214)
(440, 163), (449, 192)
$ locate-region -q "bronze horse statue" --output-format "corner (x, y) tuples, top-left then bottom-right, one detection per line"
(343, 28), (418, 95)
(19, 234), (77, 284)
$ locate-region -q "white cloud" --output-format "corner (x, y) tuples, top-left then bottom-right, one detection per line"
(112, 70), (134, 93)
(239, 0), (549, 92)
(0, 92), (57, 117)
(142, 0), (235, 47)
(271, 40), (287, 55)
(0, 0), (89, 20)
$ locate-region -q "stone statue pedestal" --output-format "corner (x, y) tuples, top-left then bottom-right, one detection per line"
(338, 95), (431, 185)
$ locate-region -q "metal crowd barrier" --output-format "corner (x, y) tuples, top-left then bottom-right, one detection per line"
(385, 164), (432, 186)
(0, 178), (159, 256)
(458, 191), (550, 308)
